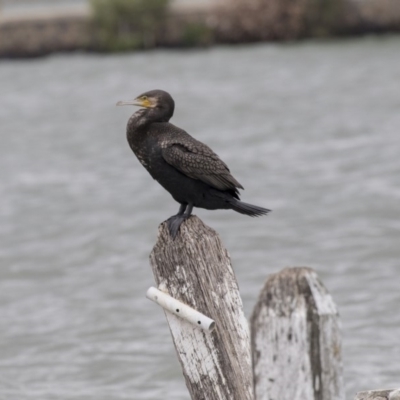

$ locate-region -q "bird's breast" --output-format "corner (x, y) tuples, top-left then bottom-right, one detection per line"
(136, 140), (164, 176)
(127, 126), (168, 180)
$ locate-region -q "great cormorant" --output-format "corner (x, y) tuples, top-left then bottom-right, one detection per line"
(117, 89), (270, 238)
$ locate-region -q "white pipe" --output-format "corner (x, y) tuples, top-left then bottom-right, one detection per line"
(146, 287), (216, 332)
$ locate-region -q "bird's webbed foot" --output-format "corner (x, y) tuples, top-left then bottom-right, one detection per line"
(167, 215), (188, 239)
(166, 203), (193, 239)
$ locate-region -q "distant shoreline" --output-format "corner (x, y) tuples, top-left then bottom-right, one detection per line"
(1, 0), (400, 59)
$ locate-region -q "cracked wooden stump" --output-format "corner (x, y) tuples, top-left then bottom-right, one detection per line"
(355, 389), (400, 400)
(150, 215), (253, 400)
(251, 267), (344, 400)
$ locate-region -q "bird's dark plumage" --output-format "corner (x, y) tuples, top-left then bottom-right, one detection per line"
(117, 89), (270, 238)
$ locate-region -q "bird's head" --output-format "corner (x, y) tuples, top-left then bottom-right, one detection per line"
(117, 89), (175, 122)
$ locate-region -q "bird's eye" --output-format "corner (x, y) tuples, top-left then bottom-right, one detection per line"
(142, 96), (148, 100)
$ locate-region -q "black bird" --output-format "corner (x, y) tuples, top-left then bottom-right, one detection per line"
(117, 89), (270, 238)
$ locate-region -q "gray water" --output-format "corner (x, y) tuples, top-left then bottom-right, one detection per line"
(1, 36), (400, 399)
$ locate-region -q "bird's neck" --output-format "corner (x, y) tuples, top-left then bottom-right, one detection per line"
(126, 107), (172, 142)
(129, 109), (150, 128)
(127, 111), (147, 145)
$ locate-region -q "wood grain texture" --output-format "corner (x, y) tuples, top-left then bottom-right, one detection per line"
(251, 267), (344, 400)
(150, 215), (253, 400)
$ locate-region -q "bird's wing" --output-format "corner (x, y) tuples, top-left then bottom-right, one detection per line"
(161, 137), (244, 191)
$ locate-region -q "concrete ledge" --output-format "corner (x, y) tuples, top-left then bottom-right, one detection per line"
(1, 0), (400, 58)
(0, 10), (93, 57)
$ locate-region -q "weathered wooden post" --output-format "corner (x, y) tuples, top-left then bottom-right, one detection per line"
(355, 389), (400, 400)
(149, 215), (254, 400)
(251, 267), (344, 400)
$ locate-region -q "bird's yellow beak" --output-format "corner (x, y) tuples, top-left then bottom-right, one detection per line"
(116, 98), (153, 108)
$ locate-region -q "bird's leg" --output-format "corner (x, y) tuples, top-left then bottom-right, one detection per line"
(167, 203), (193, 239)
(184, 203), (193, 217)
(167, 204), (187, 239)
(176, 203), (187, 216)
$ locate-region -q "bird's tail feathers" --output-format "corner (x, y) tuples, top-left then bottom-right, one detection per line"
(229, 199), (271, 217)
